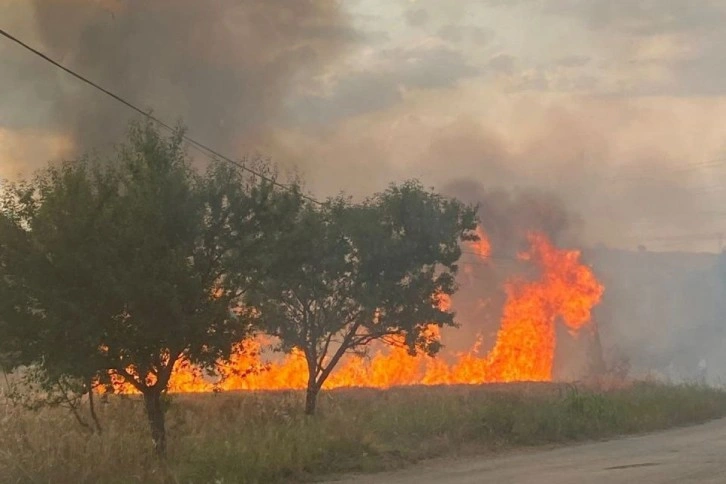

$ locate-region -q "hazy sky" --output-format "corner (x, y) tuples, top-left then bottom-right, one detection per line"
(3, 0), (726, 251)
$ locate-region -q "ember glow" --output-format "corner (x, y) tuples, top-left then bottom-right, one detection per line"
(110, 229), (603, 393)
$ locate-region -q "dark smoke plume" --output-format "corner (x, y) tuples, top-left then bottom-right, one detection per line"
(25, 0), (355, 155)
(442, 179), (580, 253)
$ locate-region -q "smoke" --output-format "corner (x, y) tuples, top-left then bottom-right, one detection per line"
(17, 0), (355, 158)
(585, 248), (726, 384)
(2, 0), (720, 255)
(4, 0), (726, 384)
(437, 178), (588, 358)
(442, 179), (579, 251)
(269, 91), (726, 253)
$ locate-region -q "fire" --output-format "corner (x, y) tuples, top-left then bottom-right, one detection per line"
(479, 232), (604, 382)
(470, 226), (492, 259)
(107, 229), (604, 393)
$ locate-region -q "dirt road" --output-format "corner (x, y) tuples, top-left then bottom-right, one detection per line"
(329, 418), (726, 483)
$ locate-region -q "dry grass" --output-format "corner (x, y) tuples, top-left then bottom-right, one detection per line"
(1, 382), (725, 483)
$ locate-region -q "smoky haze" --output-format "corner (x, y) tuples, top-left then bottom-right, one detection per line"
(1, 0), (725, 253)
(442, 179), (580, 251)
(3, 0), (726, 384)
(18, 0), (355, 158)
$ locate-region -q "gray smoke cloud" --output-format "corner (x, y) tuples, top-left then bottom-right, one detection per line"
(442, 179), (579, 252)
(5, 0), (726, 383)
(2, 0), (723, 252)
(17, 0), (356, 158)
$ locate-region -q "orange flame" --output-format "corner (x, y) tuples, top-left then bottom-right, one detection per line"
(107, 229), (603, 393)
(470, 226), (492, 259)
(475, 232), (604, 382)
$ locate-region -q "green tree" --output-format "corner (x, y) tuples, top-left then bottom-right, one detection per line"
(0, 120), (289, 456)
(0, 199), (32, 372)
(246, 182), (478, 414)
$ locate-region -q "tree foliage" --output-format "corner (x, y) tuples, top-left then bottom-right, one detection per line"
(0, 120), (290, 455)
(246, 181), (478, 414)
(0, 116), (480, 458)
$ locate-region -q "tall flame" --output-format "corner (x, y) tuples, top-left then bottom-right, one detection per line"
(108, 229), (604, 393)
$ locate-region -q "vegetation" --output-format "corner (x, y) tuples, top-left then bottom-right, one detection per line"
(0, 119), (479, 452)
(0, 120), (295, 456)
(1, 119), (722, 482)
(246, 185), (478, 414)
(0, 382), (724, 483)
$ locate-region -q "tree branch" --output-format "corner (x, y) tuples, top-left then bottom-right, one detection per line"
(55, 377), (91, 433)
(87, 378), (102, 434)
(155, 349), (182, 391)
(112, 366), (146, 392)
(316, 331), (335, 377)
(315, 319), (362, 388)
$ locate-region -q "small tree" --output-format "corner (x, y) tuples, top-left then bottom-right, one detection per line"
(247, 181), (478, 414)
(0, 120), (289, 456)
(0, 205), (32, 372)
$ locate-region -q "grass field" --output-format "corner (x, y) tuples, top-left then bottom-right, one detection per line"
(1, 382), (725, 483)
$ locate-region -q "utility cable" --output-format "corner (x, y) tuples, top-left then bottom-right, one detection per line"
(0, 27), (323, 205)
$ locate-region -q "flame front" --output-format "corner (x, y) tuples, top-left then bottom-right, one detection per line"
(476, 232), (604, 382)
(110, 230), (604, 393)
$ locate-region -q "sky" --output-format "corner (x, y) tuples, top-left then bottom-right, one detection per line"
(3, 0), (726, 251)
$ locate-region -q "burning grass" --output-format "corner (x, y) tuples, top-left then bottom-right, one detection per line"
(106, 232), (606, 396)
(1, 382), (726, 483)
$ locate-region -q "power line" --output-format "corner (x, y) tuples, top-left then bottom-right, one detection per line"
(461, 248), (726, 282)
(9, 27), (725, 256)
(0, 27), (525, 259)
(460, 251), (517, 264)
(0, 27), (323, 206)
(0, 27), (537, 262)
(605, 157), (726, 182)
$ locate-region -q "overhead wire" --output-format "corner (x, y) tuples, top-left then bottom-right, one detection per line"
(0, 27), (323, 205)
(6, 27), (726, 254)
(0, 26), (525, 261)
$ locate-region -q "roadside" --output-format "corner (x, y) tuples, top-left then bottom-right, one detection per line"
(2, 382), (725, 483)
(327, 416), (726, 484)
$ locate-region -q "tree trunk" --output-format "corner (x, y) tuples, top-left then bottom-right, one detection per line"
(143, 390), (167, 458)
(305, 380), (320, 416)
(88, 384), (102, 434)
